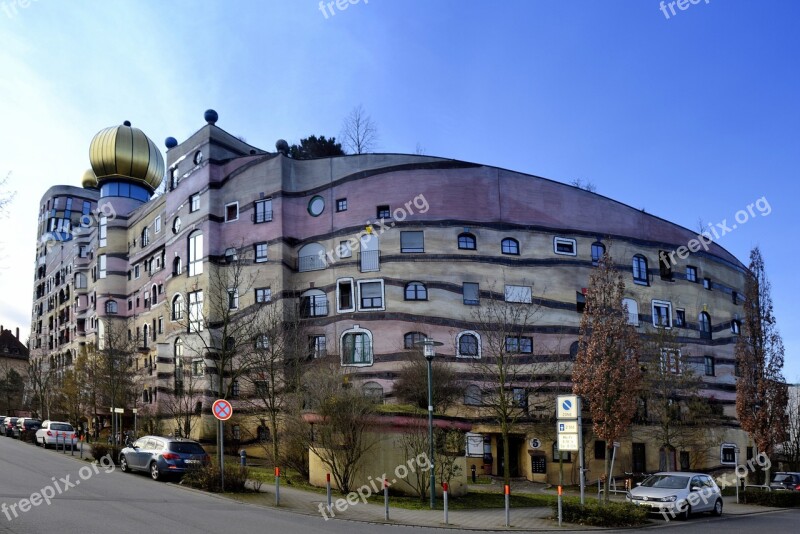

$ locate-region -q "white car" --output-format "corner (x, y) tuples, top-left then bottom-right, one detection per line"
(626, 472), (723, 520)
(35, 421), (77, 449)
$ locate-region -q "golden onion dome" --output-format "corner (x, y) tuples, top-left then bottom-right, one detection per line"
(89, 121), (164, 192)
(81, 168), (98, 189)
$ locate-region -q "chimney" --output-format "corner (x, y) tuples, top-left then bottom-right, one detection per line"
(16, 327), (19, 339)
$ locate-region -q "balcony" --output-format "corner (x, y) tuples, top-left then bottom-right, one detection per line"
(358, 250), (380, 272)
(298, 254), (326, 272)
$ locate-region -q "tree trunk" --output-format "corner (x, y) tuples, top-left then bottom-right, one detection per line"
(603, 446), (611, 503)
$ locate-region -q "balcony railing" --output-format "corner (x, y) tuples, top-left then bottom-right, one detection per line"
(359, 250), (380, 272)
(298, 254), (326, 272)
(299, 297), (329, 318)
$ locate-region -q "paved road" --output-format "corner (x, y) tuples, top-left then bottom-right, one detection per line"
(608, 508), (800, 532)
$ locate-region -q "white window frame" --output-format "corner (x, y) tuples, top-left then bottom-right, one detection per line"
(336, 278), (355, 313)
(98, 254), (107, 279)
(400, 231), (425, 253)
(99, 216), (107, 247)
(224, 201), (239, 222)
(188, 290), (204, 333)
(553, 237), (577, 256)
(337, 240), (353, 258)
(190, 193), (200, 213)
(504, 285), (532, 304)
(154, 216), (161, 233)
(188, 232), (203, 276)
(456, 330), (481, 359)
(720, 443), (737, 465)
(652, 299), (673, 328)
(622, 298), (639, 326)
(340, 325), (373, 367)
(357, 279), (385, 311)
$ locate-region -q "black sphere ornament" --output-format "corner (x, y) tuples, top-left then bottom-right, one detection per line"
(204, 109), (218, 124)
(165, 137), (178, 149)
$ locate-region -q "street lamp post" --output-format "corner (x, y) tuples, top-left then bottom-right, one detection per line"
(416, 337), (443, 510)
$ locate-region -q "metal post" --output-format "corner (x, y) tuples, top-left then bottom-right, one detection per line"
(504, 484), (510, 527)
(62, 432), (66, 454)
(735, 448), (740, 504)
(578, 397), (585, 505)
(426, 356), (435, 509)
(71, 433), (74, 455)
(80, 436), (83, 459)
(384, 478), (389, 520)
(219, 419), (224, 492)
(443, 483), (449, 525)
(558, 485), (563, 527)
(275, 467), (280, 506)
(326, 473), (332, 514)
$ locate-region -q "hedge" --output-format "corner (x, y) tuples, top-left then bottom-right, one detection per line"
(552, 498), (649, 527)
(742, 490), (800, 507)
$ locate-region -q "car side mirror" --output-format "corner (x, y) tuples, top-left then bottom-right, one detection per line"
(691, 486), (701, 492)
(636, 482), (642, 486)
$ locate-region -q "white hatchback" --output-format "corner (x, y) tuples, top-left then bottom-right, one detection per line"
(626, 472), (723, 520)
(35, 420), (77, 449)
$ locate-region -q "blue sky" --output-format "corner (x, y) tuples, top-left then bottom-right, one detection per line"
(1, 0), (798, 378)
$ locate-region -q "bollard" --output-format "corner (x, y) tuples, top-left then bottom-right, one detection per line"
(443, 483), (449, 525)
(504, 484), (510, 527)
(80, 435), (83, 459)
(384, 478), (389, 521)
(275, 467), (280, 506)
(326, 473), (332, 514)
(240, 449), (247, 470)
(71, 434), (74, 456)
(471, 464), (476, 483)
(557, 485), (563, 527)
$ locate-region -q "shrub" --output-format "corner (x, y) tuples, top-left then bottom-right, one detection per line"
(182, 463), (250, 493)
(553, 499), (649, 527)
(742, 490), (800, 507)
(91, 444), (121, 464)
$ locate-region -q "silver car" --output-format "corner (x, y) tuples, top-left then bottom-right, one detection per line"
(118, 436), (209, 481)
(626, 472), (723, 520)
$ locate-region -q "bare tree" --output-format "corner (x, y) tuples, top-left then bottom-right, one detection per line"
(291, 358), (377, 493)
(736, 247), (788, 483)
(570, 178), (597, 193)
(469, 281), (560, 485)
(0, 171), (14, 216)
(25, 358), (56, 420)
(572, 252), (641, 501)
(341, 105), (378, 154)
(98, 317), (137, 439)
(161, 342), (204, 439)
(393, 353), (463, 413)
(782, 387), (800, 471)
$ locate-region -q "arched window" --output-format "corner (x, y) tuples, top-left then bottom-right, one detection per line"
(632, 255), (648, 284)
(464, 384), (482, 406)
(458, 233), (476, 250)
(173, 256), (182, 276)
(501, 238), (519, 255)
(141, 227), (150, 247)
(188, 231), (203, 276)
(404, 281), (427, 300)
(341, 327), (373, 366)
(404, 332), (427, 350)
(699, 312), (712, 340)
(142, 324), (149, 347)
(151, 285), (158, 305)
(591, 242), (606, 265)
(299, 289), (328, 317)
(457, 331), (480, 358)
(105, 300), (118, 314)
(362, 381), (384, 403)
(298, 242), (327, 272)
(171, 294), (184, 321)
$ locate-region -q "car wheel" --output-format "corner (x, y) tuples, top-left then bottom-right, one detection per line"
(712, 498), (723, 516)
(150, 462), (161, 481)
(41, 438), (48, 449)
(679, 503), (691, 521)
(119, 455), (129, 473)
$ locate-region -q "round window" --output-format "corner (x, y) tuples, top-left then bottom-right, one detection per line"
(193, 151), (203, 165)
(172, 217), (182, 234)
(308, 195), (325, 217)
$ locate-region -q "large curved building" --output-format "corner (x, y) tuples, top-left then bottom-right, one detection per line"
(30, 111), (751, 484)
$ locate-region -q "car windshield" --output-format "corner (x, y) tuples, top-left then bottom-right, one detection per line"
(51, 423), (73, 431)
(169, 442), (205, 454)
(772, 474), (794, 483)
(640, 475), (689, 489)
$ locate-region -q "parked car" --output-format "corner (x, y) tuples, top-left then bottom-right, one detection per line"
(119, 436), (209, 481)
(2, 417), (18, 437)
(769, 472), (800, 491)
(626, 471), (723, 520)
(35, 421), (77, 449)
(14, 418), (42, 440)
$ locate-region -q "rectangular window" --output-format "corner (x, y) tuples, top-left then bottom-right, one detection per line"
(704, 356), (715, 377)
(300, 293), (328, 318)
(158, 317), (164, 334)
(98, 255), (107, 279)
(400, 231), (424, 253)
(463, 282), (479, 305)
(376, 205), (390, 219)
(154, 216), (161, 233)
(189, 233), (203, 276)
(309, 335), (327, 358)
(721, 445), (736, 464)
(358, 280), (384, 310)
(576, 291), (586, 313)
(255, 287), (271, 304)
(254, 198), (273, 223)
(188, 291), (204, 332)
(505, 336), (533, 354)
(225, 202), (239, 222)
(227, 289), (239, 310)
(99, 216), (107, 247)
(191, 359), (204, 377)
(255, 242), (268, 263)
(342, 332), (372, 365)
(660, 350), (681, 374)
(190, 193), (200, 212)
(336, 198), (347, 212)
(686, 266), (697, 282)
(255, 381), (268, 396)
(127, 299), (132, 311)
(594, 440), (606, 460)
(337, 240), (352, 258)
(652, 300), (672, 328)
(79, 245), (89, 258)
(732, 291), (738, 305)
(703, 277), (712, 290)
(659, 250), (672, 280)
(553, 237), (576, 256)
(675, 309), (686, 327)
(337, 278), (355, 313)
(504, 285), (532, 303)
(622, 298), (639, 326)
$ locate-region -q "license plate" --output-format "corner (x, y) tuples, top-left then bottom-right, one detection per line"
(185, 459), (200, 464)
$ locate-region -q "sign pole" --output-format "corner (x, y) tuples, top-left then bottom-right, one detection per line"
(578, 397), (585, 506)
(219, 419), (225, 492)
